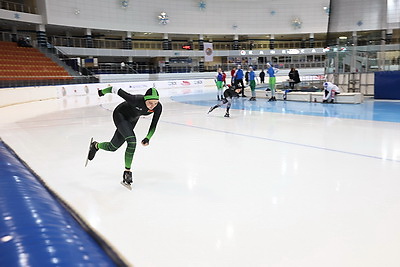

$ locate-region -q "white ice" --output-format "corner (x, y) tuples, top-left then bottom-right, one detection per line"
(1, 91), (400, 267)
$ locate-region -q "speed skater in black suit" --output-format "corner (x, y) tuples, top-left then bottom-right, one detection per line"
(207, 84), (241, 117)
(87, 86), (162, 189)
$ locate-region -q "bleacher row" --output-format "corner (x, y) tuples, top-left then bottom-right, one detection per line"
(0, 41), (73, 81)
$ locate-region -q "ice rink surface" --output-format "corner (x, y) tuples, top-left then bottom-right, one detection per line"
(1, 90), (400, 267)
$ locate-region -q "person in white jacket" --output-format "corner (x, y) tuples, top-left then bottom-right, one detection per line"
(323, 82), (340, 103)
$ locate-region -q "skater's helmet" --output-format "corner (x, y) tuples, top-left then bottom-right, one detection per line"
(323, 82), (329, 88)
(144, 87), (159, 100)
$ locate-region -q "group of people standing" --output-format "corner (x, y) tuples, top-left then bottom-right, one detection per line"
(210, 64), (278, 117)
(216, 64), (280, 102)
(212, 64), (340, 117)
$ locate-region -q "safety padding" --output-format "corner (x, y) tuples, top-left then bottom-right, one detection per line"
(264, 91), (312, 101)
(281, 92), (312, 102)
(0, 141), (125, 267)
(311, 92), (364, 104)
(374, 71), (400, 100)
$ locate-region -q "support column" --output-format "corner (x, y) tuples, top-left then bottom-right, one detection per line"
(301, 37), (306, 48)
(11, 25), (17, 42)
(164, 57), (170, 72)
(199, 60), (204, 72)
(351, 31), (357, 46)
(269, 34), (275, 50)
(163, 33), (171, 50)
(309, 33), (315, 48)
(198, 34), (204, 50)
(233, 34), (239, 50)
(385, 29), (393, 44)
(85, 28), (93, 48)
(128, 56), (133, 64)
(124, 31), (132, 49)
(65, 31), (73, 47)
(188, 38), (193, 50)
(36, 24), (47, 47)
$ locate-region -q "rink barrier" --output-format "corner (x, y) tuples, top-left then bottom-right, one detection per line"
(0, 139), (128, 267)
(0, 78), (216, 107)
(261, 90), (364, 104)
(0, 69), (326, 107)
(374, 71), (400, 100)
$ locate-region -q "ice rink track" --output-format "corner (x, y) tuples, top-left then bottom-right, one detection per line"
(1, 90), (400, 267)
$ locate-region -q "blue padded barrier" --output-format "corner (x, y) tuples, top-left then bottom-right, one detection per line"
(0, 140), (126, 266)
(374, 71), (400, 100)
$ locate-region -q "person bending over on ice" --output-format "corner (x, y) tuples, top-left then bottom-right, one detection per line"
(207, 84), (241, 117)
(322, 82), (340, 103)
(88, 87), (162, 187)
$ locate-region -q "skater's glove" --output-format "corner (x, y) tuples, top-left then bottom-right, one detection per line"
(141, 138), (149, 146)
(98, 90), (104, 97)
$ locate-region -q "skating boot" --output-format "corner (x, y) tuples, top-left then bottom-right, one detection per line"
(224, 112), (230, 117)
(217, 96), (220, 101)
(329, 99), (335, 103)
(322, 99), (328, 103)
(208, 105), (217, 114)
(121, 170), (133, 190)
(88, 141), (99, 161)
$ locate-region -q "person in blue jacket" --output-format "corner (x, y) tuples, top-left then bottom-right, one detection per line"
(234, 65), (246, 97)
(266, 63), (278, 101)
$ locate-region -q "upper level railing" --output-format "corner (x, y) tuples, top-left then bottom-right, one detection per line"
(0, 0), (37, 13)
(2, 30), (399, 53)
(49, 35), (327, 51)
(47, 35), (400, 51)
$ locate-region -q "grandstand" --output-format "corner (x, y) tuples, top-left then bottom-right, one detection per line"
(0, 41), (72, 80)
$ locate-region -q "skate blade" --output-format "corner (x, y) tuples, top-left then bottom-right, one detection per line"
(121, 181), (132, 190)
(85, 137), (93, 167)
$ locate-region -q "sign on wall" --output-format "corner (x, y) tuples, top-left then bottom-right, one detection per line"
(204, 42), (213, 62)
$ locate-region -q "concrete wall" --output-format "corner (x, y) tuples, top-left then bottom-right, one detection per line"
(328, 0), (388, 32)
(40, 0), (330, 35)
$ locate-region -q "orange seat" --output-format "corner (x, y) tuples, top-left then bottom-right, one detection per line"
(0, 41), (73, 81)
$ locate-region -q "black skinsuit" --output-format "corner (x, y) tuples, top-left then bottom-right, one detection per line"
(98, 89), (162, 169)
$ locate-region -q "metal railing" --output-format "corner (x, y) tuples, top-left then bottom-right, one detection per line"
(0, 76), (98, 89)
(0, 0), (37, 13)
(75, 62), (326, 75)
(49, 35), (329, 50)
(325, 44), (400, 74)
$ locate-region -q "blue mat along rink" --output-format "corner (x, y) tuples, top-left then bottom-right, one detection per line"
(0, 140), (126, 267)
(171, 92), (400, 123)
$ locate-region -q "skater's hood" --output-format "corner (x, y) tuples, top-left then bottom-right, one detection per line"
(144, 88), (159, 100)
